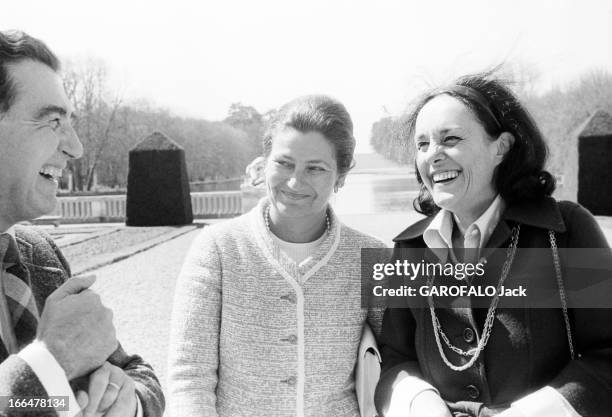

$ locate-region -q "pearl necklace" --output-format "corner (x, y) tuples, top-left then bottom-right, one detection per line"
(264, 205), (331, 237)
(429, 224), (521, 372)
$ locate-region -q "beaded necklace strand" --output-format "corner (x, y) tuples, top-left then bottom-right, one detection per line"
(264, 205), (330, 237)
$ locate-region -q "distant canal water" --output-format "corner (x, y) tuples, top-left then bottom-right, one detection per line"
(328, 165), (612, 245)
(332, 170), (420, 215)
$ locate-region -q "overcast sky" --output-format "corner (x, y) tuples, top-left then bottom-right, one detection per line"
(3, 0), (612, 151)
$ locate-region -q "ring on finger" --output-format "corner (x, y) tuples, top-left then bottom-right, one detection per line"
(108, 382), (121, 390)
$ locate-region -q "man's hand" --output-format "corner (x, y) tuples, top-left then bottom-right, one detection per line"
(36, 275), (118, 380)
(410, 390), (453, 417)
(76, 362), (137, 417)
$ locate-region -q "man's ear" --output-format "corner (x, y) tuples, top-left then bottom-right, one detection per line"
(496, 132), (515, 157)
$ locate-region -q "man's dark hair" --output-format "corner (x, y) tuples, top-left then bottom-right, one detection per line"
(0, 30), (60, 113)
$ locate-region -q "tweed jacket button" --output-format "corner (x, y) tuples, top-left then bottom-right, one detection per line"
(466, 384), (480, 399)
(463, 328), (475, 343)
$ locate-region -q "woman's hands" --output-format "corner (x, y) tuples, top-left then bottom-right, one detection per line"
(76, 361), (137, 417)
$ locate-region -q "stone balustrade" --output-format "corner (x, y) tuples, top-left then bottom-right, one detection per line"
(42, 191), (243, 223)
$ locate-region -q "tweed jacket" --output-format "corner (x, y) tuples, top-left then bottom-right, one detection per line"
(375, 198), (612, 417)
(0, 225), (165, 417)
(168, 199), (386, 417)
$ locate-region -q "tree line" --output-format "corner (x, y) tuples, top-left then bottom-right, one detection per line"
(65, 58), (611, 192)
(62, 59), (273, 191)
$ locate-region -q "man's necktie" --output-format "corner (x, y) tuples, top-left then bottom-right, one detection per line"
(0, 233), (39, 353)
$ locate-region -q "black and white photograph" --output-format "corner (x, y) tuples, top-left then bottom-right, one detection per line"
(1, 0), (612, 416)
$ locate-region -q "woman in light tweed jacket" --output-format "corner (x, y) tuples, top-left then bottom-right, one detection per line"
(168, 95), (385, 417)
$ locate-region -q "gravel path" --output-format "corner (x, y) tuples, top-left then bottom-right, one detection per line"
(62, 227), (182, 270)
(89, 228), (201, 397)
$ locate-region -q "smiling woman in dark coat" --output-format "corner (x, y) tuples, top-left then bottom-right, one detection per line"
(375, 72), (612, 417)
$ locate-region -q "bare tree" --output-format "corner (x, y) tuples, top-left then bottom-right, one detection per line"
(60, 59), (281, 191)
(62, 58), (123, 191)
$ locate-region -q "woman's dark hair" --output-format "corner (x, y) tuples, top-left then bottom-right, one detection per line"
(262, 95), (355, 175)
(405, 71), (555, 216)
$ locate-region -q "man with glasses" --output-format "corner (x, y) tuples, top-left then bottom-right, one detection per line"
(0, 30), (164, 417)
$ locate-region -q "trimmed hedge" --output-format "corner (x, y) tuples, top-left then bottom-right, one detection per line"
(578, 111), (612, 215)
(126, 132), (193, 226)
